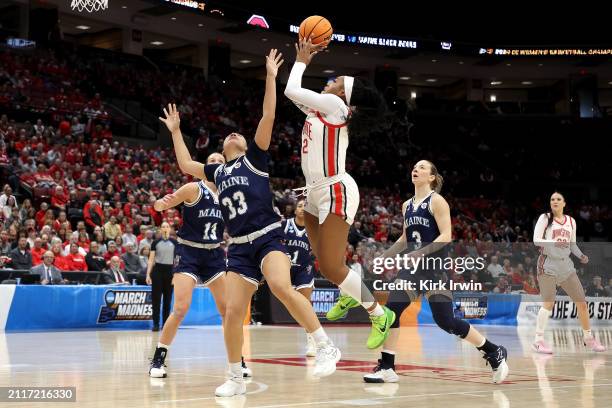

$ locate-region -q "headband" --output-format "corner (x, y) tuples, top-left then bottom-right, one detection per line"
(344, 76), (355, 105)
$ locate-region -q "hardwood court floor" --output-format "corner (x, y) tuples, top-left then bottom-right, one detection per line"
(0, 325), (610, 407)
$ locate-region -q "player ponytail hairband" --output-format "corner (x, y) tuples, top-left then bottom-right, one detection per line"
(344, 76), (354, 105)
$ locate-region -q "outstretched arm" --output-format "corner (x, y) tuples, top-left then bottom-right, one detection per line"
(159, 103), (205, 180)
(254, 49), (284, 151)
(284, 39), (345, 116)
(153, 183), (199, 212)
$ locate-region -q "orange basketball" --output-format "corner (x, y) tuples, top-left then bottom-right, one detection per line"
(299, 16), (333, 46)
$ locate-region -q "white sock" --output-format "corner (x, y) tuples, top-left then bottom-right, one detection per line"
(229, 362), (243, 379)
(382, 349), (395, 355)
(311, 327), (329, 345)
(583, 329), (593, 339)
(476, 337), (486, 348)
(535, 307), (551, 341)
(338, 270), (384, 316)
(157, 342), (170, 349)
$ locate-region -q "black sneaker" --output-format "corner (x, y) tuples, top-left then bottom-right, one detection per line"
(482, 345), (509, 383)
(149, 347), (167, 378)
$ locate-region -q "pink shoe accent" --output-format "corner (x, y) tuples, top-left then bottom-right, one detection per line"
(532, 339), (553, 354)
(584, 337), (606, 352)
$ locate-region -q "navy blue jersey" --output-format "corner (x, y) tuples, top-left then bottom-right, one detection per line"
(178, 181), (224, 244)
(404, 191), (441, 250)
(282, 218), (311, 269)
(205, 141), (280, 237)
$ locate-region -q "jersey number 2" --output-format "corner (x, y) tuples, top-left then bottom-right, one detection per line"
(221, 191), (248, 220)
(302, 138), (308, 154)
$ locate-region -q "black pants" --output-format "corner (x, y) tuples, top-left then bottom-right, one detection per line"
(151, 264), (173, 327)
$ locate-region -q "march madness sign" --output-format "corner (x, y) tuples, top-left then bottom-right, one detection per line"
(98, 290), (153, 323)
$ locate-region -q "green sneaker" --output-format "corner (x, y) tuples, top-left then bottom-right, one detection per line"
(326, 294), (360, 321)
(367, 306), (396, 349)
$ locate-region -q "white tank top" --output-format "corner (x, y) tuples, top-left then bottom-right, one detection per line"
(301, 111), (349, 186)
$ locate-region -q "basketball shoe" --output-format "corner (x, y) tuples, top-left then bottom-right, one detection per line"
(149, 347), (167, 378)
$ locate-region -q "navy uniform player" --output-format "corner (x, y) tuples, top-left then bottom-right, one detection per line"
(148, 152), (251, 379)
(362, 160), (509, 384)
(282, 198), (317, 356)
(159, 49), (341, 398)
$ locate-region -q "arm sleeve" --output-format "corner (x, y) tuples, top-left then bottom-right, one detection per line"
(570, 218), (584, 258)
(533, 214), (555, 246)
(204, 163), (221, 183)
(246, 140), (269, 172)
(284, 62), (348, 116)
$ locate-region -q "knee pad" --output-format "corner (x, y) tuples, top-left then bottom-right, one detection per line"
(429, 295), (470, 338)
(386, 289), (412, 329)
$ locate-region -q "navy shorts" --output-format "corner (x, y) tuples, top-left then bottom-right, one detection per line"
(291, 265), (314, 290)
(173, 244), (226, 286)
(227, 229), (289, 287)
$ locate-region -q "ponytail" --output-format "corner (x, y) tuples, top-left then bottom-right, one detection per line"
(347, 78), (391, 139)
(432, 174), (444, 193)
(425, 160), (443, 193)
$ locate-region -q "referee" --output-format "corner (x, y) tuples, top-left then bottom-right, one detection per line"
(146, 222), (177, 331)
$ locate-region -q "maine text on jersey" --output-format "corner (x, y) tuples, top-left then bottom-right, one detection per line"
(406, 216), (430, 228)
(217, 176), (249, 195)
(286, 239), (310, 251)
(198, 208), (222, 219)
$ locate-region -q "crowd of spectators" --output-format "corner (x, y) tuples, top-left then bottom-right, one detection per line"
(0, 43), (610, 296)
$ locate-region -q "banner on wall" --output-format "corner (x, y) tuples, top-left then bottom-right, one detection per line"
(518, 295), (612, 326)
(98, 289), (153, 323)
(419, 293), (522, 326)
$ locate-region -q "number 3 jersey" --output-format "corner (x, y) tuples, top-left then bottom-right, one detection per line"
(178, 181), (224, 245)
(404, 191), (441, 250)
(205, 141), (281, 237)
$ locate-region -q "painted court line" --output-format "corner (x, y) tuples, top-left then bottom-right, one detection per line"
(245, 383), (612, 408)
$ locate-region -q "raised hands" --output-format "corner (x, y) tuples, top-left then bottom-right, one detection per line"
(295, 38), (327, 66)
(159, 103), (180, 134)
(266, 49), (284, 78)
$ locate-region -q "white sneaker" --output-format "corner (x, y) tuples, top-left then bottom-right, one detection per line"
(312, 341), (341, 377)
(306, 334), (317, 357)
(363, 361), (399, 383)
(215, 376), (246, 397)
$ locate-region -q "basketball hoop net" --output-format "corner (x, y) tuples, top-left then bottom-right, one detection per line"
(70, 0), (108, 12)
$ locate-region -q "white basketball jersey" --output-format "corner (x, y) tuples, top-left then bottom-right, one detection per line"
(539, 215), (574, 258)
(301, 111), (349, 186)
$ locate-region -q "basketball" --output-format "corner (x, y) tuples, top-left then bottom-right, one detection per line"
(299, 15), (333, 45)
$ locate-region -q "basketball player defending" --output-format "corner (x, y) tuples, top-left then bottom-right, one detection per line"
(285, 39), (395, 349)
(161, 49), (341, 397)
(149, 152), (251, 379)
(282, 198), (317, 356)
(363, 160), (509, 384)
(532, 192), (605, 354)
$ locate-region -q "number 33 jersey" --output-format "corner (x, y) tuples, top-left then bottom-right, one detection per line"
(178, 181), (224, 245)
(205, 141), (281, 237)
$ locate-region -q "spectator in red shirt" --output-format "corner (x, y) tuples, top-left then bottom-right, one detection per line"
(83, 196), (104, 232)
(31, 237), (46, 266)
(51, 185), (69, 212)
(65, 243), (88, 271)
(374, 224), (389, 242)
(35, 202), (49, 227)
(51, 242), (70, 271)
(77, 231), (90, 252)
(58, 119), (71, 136)
(104, 240), (121, 262)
